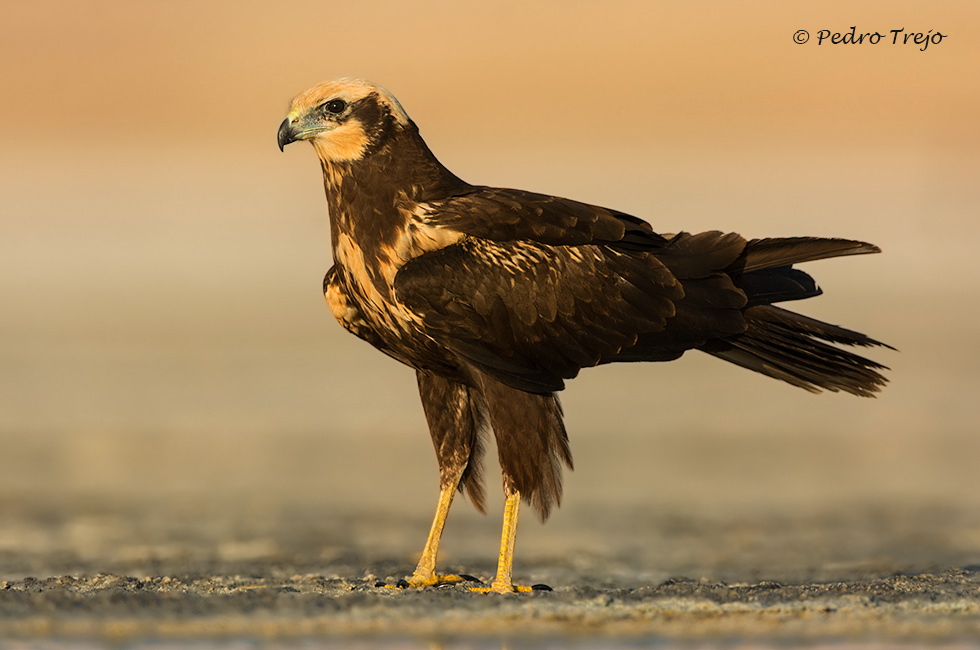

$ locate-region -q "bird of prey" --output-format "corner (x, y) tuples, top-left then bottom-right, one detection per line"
(277, 78), (890, 594)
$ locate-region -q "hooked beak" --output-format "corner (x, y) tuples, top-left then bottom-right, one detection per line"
(277, 118), (297, 152)
(278, 115), (336, 152)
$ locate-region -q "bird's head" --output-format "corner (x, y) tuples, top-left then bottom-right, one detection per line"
(277, 78), (411, 163)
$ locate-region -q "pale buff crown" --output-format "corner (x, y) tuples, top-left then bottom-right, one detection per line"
(286, 78), (410, 126)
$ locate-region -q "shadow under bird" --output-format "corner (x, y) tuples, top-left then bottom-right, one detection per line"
(277, 78), (891, 594)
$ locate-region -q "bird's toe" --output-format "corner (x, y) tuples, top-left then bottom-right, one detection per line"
(468, 581), (552, 594)
(378, 573), (482, 589)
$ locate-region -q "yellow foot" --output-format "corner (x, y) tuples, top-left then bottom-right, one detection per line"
(376, 573), (482, 589)
(468, 582), (553, 594)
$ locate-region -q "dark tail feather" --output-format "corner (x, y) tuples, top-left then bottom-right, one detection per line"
(732, 237), (881, 307)
(707, 235), (891, 395)
(735, 237), (881, 273)
(702, 305), (891, 396)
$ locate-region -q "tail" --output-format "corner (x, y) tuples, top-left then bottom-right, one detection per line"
(701, 237), (892, 396)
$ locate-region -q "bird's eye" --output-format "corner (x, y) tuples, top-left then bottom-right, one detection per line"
(325, 99), (347, 114)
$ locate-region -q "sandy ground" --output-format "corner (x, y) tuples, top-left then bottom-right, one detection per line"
(2, 426), (980, 648)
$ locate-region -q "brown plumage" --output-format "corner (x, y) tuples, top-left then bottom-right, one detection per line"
(278, 79), (891, 593)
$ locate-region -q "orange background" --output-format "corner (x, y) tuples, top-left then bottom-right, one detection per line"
(2, 1), (978, 524)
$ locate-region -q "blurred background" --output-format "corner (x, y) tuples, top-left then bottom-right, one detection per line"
(1, 0), (978, 581)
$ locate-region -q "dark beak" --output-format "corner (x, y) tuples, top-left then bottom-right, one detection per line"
(277, 118), (297, 152)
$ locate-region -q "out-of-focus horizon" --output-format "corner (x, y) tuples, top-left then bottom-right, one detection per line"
(2, 1), (979, 521)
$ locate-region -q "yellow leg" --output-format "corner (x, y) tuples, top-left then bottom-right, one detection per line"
(408, 483), (463, 586)
(383, 485), (549, 593)
(384, 482), (474, 588)
(470, 489), (541, 594)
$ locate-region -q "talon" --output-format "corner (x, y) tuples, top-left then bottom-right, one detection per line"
(374, 581), (386, 588)
(384, 573), (476, 589)
(468, 581), (545, 594)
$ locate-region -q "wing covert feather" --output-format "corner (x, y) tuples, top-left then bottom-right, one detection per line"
(394, 238), (683, 392)
(426, 187), (668, 251)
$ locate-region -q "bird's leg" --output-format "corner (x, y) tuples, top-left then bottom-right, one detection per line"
(383, 468), (479, 589)
(488, 489), (522, 592)
(469, 487), (549, 594)
(405, 480), (465, 586)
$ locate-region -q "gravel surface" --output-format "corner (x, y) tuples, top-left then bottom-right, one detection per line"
(2, 567), (980, 643)
(2, 425), (979, 647)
